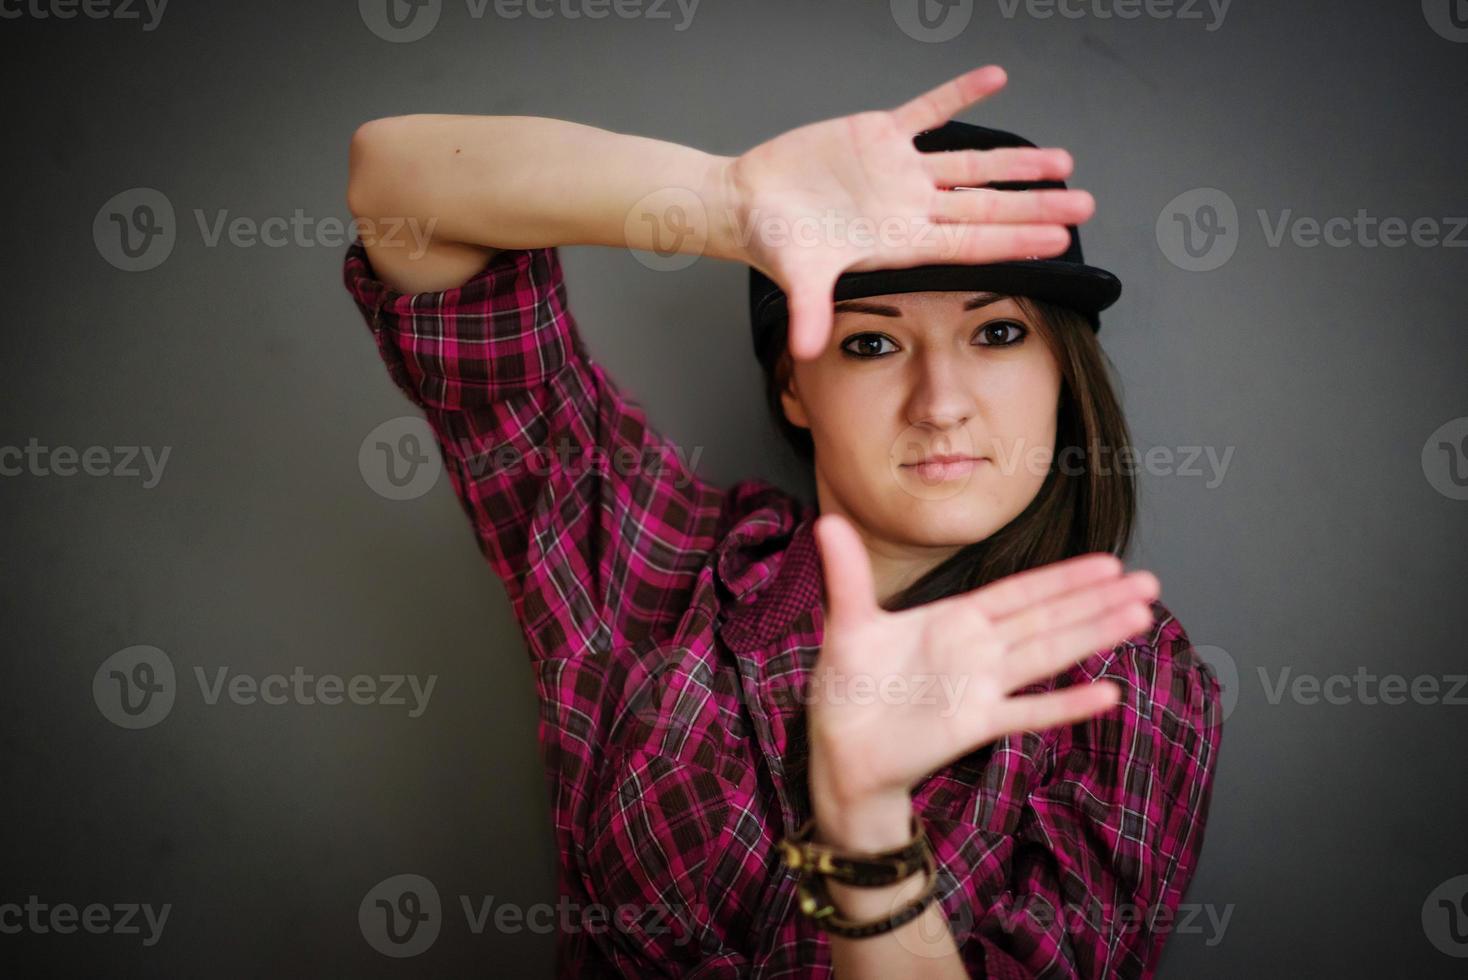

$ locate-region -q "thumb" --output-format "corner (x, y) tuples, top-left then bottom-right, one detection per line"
(785, 272), (835, 362)
(813, 513), (879, 628)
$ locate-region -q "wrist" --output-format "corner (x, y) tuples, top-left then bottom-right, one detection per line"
(812, 790), (915, 852)
(698, 152), (749, 266)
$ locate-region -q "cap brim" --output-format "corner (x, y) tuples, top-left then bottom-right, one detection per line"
(751, 260), (1123, 338)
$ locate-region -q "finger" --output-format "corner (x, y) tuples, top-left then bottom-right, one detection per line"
(813, 512), (879, 628)
(1001, 601), (1155, 693)
(786, 273), (836, 362)
(891, 65), (1007, 136)
(930, 187), (1095, 226)
(903, 222), (1073, 266)
(993, 571), (1159, 648)
(923, 147), (1074, 188)
(987, 681), (1122, 738)
(959, 553), (1125, 621)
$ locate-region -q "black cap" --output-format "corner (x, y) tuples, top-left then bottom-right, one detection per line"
(748, 120), (1122, 357)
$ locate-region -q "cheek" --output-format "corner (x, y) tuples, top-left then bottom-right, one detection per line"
(982, 362), (1061, 455)
(805, 372), (891, 449)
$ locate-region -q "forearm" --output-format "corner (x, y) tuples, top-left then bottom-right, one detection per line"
(346, 113), (743, 259)
(816, 795), (972, 979)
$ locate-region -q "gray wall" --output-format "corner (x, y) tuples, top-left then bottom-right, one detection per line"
(3, 0), (1467, 975)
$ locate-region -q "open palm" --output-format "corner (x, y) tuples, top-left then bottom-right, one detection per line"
(727, 65), (1095, 361)
(804, 513), (1160, 816)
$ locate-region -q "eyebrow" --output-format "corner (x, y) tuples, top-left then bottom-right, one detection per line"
(832, 292), (1007, 318)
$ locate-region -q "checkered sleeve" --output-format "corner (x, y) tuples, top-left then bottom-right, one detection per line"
(341, 239), (728, 659)
(948, 603), (1224, 979)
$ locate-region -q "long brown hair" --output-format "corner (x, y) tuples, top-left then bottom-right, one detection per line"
(755, 295), (1137, 612)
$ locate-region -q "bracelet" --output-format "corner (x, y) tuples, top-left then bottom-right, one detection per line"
(778, 814), (930, 887)
(793, 843), (940, 939)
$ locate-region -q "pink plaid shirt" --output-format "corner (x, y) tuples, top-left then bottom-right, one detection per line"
(342, 240), (1222, 978)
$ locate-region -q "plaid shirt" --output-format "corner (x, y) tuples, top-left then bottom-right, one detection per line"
(342, 240), (1223, 979)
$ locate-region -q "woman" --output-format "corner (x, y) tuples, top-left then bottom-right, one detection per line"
(342, 65), (1222, 978)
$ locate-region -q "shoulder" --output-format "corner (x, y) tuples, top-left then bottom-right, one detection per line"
(1093, 598), (1224, 747)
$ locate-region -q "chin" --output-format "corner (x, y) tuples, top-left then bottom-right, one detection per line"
(879, 490), (1014, 547)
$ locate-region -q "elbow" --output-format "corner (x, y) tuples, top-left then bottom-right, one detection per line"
(347, 117), (405, 219)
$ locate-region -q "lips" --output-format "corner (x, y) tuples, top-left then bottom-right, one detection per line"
(901, 454), (987, 482)
(904, 453), (982, 466)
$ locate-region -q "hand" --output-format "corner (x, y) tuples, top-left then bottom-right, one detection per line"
(805, 513), (1158, 846)
(723, 64), (1094, 362)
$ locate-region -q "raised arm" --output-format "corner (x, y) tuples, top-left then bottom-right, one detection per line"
(346, 66), (1092, 356)
(346, 113), (746, 293)
(343, 116), (746, 657)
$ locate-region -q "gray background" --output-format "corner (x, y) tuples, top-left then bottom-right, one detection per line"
(3, 0), (1467, 975)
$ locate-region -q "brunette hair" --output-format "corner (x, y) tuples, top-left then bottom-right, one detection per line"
(755, 295), (1137, 612)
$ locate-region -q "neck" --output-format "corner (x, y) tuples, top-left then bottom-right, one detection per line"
(812, 492), (961, 608)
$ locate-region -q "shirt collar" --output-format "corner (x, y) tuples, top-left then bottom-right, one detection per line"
(713, 482), (821, 654)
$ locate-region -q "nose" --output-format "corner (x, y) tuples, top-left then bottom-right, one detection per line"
(904, 347), (978, 434)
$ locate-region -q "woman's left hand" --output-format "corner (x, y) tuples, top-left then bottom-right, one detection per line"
(804, 512), (1160, 849)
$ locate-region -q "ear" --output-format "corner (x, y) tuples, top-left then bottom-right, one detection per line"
(777, 353), (810, 430)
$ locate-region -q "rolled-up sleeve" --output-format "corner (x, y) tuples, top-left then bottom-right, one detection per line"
(341, 239), (728, 659)
(937, 602), (1223, 979)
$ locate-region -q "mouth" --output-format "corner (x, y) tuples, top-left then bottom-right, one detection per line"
(900, 454), (988, 482)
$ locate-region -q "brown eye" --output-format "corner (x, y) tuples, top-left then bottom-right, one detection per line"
(975, 320), (1027, 346)
(840, 333), (898, 358)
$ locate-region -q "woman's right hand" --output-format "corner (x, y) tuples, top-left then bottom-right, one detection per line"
(804, 512), (1157, 849)
(722, 64), (1094, 361)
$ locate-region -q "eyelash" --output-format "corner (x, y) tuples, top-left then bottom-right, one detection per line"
(839, 320), (1029, 359)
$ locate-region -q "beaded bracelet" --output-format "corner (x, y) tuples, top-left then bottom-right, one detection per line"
(780, 813), (941, 938)
(793, 843), (940, 939)
(778, 815), (930, 887)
